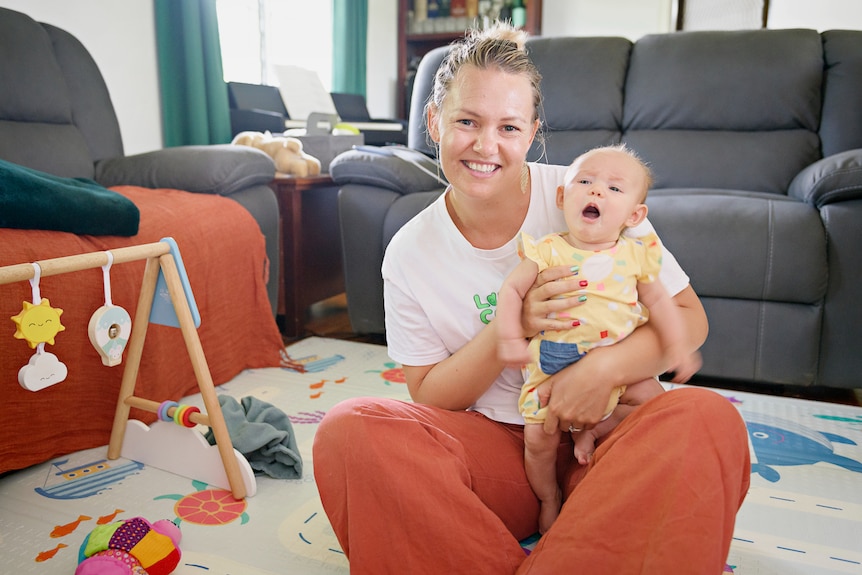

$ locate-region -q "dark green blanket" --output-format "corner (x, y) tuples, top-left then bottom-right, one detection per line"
(0, 158), (139, 236)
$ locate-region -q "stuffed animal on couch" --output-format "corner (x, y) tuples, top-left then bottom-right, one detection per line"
(75, 516), (181, 575)
(231, 131), (321, 177)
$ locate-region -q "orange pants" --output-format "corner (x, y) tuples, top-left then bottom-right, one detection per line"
(313, 387), (750, 574)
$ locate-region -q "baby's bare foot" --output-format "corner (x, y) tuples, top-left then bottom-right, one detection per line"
(573, 429), (600, 465)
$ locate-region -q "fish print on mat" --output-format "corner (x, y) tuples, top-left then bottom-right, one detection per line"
(743, 411), (862, 482)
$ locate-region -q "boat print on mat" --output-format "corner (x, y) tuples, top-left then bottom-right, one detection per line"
(280, 348), (345, 374)
(35, 457), (144, 499)
(742, 411), (862, 482)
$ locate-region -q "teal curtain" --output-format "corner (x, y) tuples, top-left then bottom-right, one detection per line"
(154, 0), (232, 147)
(332, 0), (367, 96)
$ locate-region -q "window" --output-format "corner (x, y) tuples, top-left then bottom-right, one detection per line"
(216, 0), (333, 91)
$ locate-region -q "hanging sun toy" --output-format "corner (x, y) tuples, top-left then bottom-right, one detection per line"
(11, 298), (66, 348)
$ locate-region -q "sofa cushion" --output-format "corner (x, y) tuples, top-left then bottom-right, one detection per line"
(44, 23), (125, 164)
(624, 129), (821, 193)
(623, 29), (824, 194)
(0, 121), (96, 179)
(0, 11), (71, 125)
(699, 297), (820, 385)
(330, 145), (446, 194)
(527, 36), (631, 164)
(647, 190), (826, 303)
(624, 29), (822, 131)
(96, 145), (276, 196)
(0, 9), (100, 179)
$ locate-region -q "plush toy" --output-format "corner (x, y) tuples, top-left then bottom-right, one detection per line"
(75, 516), (181, 575)
(232, 131), (321, 177)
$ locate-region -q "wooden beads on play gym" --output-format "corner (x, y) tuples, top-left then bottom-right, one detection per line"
(157, 400), (201, 428)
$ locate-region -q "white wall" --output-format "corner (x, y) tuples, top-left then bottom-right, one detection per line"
(0, 0), (162, 155)
(769, 0), (862, 30)
(366, 0), (399, 120)
(542, 0), (674, 39)
(4, 0), (859, 155)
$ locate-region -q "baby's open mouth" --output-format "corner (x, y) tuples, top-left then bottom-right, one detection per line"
(582, 204), (600, 219)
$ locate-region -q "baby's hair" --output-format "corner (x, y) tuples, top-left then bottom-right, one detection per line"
(426, 22), (544, 137)
(568, 144), (654, 199)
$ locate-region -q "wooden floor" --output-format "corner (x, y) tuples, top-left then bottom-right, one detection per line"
(284, 293), (385, 346)
(293, 294), (862, 407)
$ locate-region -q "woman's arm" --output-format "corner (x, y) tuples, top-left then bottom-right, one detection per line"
(637, 280), (702, 383)
(404, 263), (585, 410)
(497, 258), (540, 366)
(541, 285), (707, 434)
(403, 320), (506, 410)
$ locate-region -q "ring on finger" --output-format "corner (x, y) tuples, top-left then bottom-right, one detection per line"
(568, 424), (581, 433)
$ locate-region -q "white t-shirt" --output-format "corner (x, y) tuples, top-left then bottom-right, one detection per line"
(382, 162), (689, 424)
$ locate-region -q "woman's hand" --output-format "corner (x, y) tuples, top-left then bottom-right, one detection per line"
(541, 346), (622, 434)
(540, 285), (708, 434)
(521, 265), (587, 338)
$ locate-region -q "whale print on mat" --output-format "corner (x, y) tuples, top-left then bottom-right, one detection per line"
(743, 411), (862, 482)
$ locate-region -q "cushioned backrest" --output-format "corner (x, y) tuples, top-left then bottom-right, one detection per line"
(820, 30), (862, 158)
(408, 45), (448, 156)
(526, 36), (631, 165)
(622, 29), (823, 193)
(44, 24), (124, 165)
(0, 8), (122, 178)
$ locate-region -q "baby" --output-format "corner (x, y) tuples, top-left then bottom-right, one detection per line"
(497, 144), (701, 533)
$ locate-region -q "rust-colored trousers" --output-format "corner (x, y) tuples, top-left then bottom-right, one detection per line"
(313, 387), (750, 574)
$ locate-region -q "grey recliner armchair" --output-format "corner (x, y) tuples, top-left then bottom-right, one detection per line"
(0, 7), (281, 314)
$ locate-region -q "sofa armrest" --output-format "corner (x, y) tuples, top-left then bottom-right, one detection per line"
(330, 145), (447, 195)
(789, 149), (862, 207)
(94, 144), (276, 196)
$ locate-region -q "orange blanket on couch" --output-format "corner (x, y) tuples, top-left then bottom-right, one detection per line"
(0, 186), (284, 473)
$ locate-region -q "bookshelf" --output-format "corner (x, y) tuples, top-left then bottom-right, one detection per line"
(397, 0), (543, 119)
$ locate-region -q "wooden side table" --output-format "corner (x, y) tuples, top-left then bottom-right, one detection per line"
(269, 175), (344, 338)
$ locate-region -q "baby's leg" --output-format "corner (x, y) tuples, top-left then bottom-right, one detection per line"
(620, 376), (666, 407)
(524, 423), (562, 534)
(573, 378), (665, 464)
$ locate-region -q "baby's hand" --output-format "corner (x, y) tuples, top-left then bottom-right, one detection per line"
(498, 338), (531, 367)
(667, 348), (702, 383)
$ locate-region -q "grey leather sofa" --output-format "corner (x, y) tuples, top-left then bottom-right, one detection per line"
(332, 28), (862, 390)
(0, 7), (280, 315)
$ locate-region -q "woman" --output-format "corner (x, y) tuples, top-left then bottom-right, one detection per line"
(314, 23), (750, 574)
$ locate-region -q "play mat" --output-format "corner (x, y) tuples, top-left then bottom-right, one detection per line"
(1, 336), (860, 574)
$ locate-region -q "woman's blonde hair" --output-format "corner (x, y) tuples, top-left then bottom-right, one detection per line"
(426, 22), (544, 138)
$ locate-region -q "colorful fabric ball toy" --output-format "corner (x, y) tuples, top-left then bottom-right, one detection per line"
(75, 516), (181, 575)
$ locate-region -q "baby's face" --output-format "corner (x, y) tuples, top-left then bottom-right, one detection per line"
(558, 149), (648, 246)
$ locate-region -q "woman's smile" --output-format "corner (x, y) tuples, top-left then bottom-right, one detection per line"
(464, 160), (499, 174)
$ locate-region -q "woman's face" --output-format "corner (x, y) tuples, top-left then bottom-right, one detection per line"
(428, 65), (538, 201)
